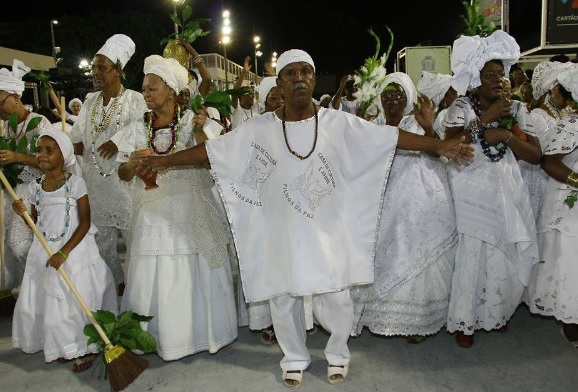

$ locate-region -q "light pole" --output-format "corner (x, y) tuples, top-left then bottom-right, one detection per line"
(222, 10), (231, 88)
(253, 36), (262, 78)
(50, 20), (60, 65)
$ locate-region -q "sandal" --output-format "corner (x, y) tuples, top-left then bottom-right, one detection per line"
(56, 357), (72, 363)
(282, 369), (303, 388)
(406, 335), (427, 344)
(72, 354), (96, 373)
(261, 327), (277, 345)
(455, 332), (474, 348)
(327, 364), (348, 385)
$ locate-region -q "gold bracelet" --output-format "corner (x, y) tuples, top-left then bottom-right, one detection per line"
(566, 171), (578, 187)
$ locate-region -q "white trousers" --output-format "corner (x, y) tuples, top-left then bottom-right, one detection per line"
(269, 290), (353, 372)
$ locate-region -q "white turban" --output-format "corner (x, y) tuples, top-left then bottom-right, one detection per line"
(319, 94), (331, 102)
(276, 49), (315, 75)
(144, 55), (188, 94)
(68, 98), (82, 111)
(530, 61), (574, 100)
(257, 76), (278, 110)
(558, 64), (578, 102)
(96, 34), (135, 69)
(38, 127), (76, 169)
(416, 71), (453, 108)
(0, 59), (31, 96)
(450, 30), (520, 96)
(379, 72), (418, 115)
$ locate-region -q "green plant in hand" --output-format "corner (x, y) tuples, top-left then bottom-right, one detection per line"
(0, 112), (41, 190)
(189, 89), (247, 116)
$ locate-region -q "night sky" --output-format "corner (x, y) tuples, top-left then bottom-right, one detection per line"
(3, 0), (543, 76)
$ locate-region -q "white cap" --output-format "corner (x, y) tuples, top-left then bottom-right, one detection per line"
(276, 49), (315, 75)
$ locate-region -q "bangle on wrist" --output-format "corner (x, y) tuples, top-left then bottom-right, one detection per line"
(505, 132), (513, 144)
(567, 171), (578, 187)
(58, 250), (68, 259)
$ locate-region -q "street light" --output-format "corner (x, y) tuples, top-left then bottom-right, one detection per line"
(271, 51), (278, 71)
(222, 10), (231, 88)
(50, 20), (60, 65)
(253, 36), (262, 77)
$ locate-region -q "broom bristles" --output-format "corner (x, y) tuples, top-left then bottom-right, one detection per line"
(106, 347), (149, 392)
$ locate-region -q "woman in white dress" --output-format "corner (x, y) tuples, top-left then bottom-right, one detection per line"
(118, 55), (237, 361)
(526, 65), (578, 347)
(443, 31), (541, 348)
(11, 129), (116, 372)
(351, 72), (457, 343)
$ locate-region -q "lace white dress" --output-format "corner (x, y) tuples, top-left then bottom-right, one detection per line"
(351, 116), (457, 337)
(119, 110), (237, 361)
(526, 113), (578, 323)
(69, 88), (147, 286)
(443, 97), (539, 334)
(12, 174), (117, 362)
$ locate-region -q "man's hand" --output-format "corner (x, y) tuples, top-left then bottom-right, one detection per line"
(414, 95), (435, 131)
(436, 136), (475, 165)
(96, 140), (118, 159)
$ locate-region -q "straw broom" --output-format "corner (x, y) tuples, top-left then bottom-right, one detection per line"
(0, 169), (148, 391)
(0, 119), (17, 317)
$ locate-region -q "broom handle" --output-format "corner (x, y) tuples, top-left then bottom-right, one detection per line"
(0, 169), (113, 347)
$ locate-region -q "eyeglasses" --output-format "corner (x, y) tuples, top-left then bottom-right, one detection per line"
(481, 72), (506, 81)
(381, 92), (407, 100)
(0, 94), (13, 107)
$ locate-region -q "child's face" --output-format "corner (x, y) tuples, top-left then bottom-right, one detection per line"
(36, 136), (64, 171)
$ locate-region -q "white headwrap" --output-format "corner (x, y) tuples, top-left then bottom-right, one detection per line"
(378, 72), (418, 115)
(530, 61), (574, 100)
(416, 71), (453, 108)
(276, 49), (315, 75)
(557, 64), (578, 102)
(257, 76), (278, 110)
(68, 98), (82, 111)
(96, 34), (136, 69)
(0, 59), (31, 96)
(38, 127), (76, 169)
(319, 94), (331, 102)
(450, 30), (520, 96)
(144, 55), (188, 94)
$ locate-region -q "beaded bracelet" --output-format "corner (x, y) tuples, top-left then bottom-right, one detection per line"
(58, 250), (68, 259)
(191, 55), (205, 67)
(467, 118), (485, 144)
(567, 171), (578, 188)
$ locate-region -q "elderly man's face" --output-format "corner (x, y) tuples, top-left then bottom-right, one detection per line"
(277, 62), (316, 107)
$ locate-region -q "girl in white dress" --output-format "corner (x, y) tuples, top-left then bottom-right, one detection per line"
(118, 55), (237, 361)
(11, 129), (117, 372)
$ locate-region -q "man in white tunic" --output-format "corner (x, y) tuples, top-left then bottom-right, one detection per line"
(136, 49), (473, 388)
(69, 34), (147, 294)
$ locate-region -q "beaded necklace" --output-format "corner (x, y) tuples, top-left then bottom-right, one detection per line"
(281, 103), (318, 160)
(544, 93), (563, 120)
(11, 111), (31, 141)
(242, 107), (253, 122)
(469, 92), (509, 162)
(35, 172), (71, 243)
(90, 86), (125, 177)
(147, 104), (181, 155)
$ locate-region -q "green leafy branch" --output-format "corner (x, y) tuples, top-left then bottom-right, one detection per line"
(565, 189), (578, 208)
(189, 88), (247, 116)
(83, 310), (157, 354)
(0, 112), (41, 190)
(28, 69), (52, 93)
(160, 4), (211, 46)
(459, 0), (496, 38)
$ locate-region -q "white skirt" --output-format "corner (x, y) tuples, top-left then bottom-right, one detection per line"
(446, 234), (524, 334)
(525, 230), (578, 323)
(12, 260), (117, 362)
(351, 247), (455, 336)
(121, 253), (238, 361)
